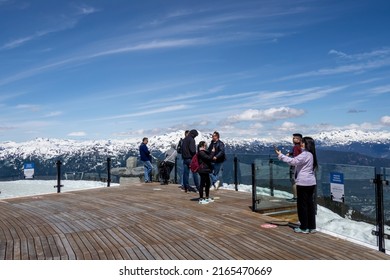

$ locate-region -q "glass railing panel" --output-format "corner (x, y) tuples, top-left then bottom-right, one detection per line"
(217, 153), (235, 186)
(383, 167), (390, 252)
(253, 156), (272, 198)
(316, 164), (377, 247)
(269, 157), (294, 197)
(225, 154), (269, 187)
(0, 157), (119, 199)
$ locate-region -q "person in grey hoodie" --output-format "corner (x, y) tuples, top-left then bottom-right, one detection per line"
(275, 136), (318, 234)
(159, 143), (177, 185)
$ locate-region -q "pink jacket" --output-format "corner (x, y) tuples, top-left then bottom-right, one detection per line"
(278, 150), (316, 186)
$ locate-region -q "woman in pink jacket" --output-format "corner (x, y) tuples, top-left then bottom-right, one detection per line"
(275, 137), (318, 233)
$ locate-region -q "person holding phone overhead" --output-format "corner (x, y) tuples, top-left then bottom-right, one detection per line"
(286, 133), (303, 202)
(275, 137), (318, 234)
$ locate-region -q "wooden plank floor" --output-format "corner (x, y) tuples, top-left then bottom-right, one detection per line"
(0, 181), (389, 260)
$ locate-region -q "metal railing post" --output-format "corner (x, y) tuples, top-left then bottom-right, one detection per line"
(107, 157), (111, 187)
(174, 157), (178, 184)
(54, 160), (63, 193)
(269, 157), (274, 197)
(371, 167), (390, 253)
(234, 156), (238, 191)
(251, 162), (256, 212)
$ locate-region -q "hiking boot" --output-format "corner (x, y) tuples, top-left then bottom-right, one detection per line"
(309, 229), (317, 234)
(205, 197), (214, 203)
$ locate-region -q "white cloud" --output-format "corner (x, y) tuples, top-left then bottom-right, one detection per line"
(15, 104), (40, 112)
(68, 131), (87, 137)
(329, 47), (390, 61)
(76, 5), (99, 15)
(307, 122), (383, 133)
(1, 5), (98, 51)
(347, 109), (366, 114)
(0, 125), (15, 131)
(89, 38), (210, 58)
(278, 59), (390, 81)
(1, 36), (34, 50)
(249, 123), (264, 129)
(92, 105), (189, 121)
(369, 85), (390, 95)
(279, 121), (299, 132)
(226, 107), (305, 124)
(380, 116), (390, 126)
(44, 111), (63, 117)
(279, 48), (390, 81)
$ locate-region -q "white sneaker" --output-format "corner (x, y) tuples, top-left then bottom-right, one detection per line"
(198, 198), (209, 205)
(215, 180), (221, 190)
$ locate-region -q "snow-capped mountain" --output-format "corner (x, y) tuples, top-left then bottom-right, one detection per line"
(314, 129), (390, 146)
(0, 129), (389, 180)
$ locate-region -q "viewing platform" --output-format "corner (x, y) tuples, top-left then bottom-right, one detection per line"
(0, 181), (389, 260)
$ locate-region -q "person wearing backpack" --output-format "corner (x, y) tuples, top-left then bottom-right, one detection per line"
(196, 141), (215, 204)
(181, 129), (199, 193)
(176, 130), (189, 155)
(177, 130), (189, 188)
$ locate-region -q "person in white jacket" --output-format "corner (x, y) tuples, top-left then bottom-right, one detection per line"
(275, 136), (318, 234)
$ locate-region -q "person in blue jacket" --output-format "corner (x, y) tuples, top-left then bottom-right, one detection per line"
(139, 137), (153, 183)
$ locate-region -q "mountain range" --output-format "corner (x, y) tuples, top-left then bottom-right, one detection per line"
(0, 129), (389, 180)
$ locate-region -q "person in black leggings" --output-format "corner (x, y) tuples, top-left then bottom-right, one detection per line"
(197, 141), (215, 203)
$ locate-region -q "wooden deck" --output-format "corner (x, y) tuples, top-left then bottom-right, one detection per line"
(0, 181), (389, 260)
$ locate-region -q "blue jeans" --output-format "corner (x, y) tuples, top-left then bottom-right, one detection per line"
(183, 158), (199, 190)
(210, 162), (223, 185)
(143, 160), (153, 182)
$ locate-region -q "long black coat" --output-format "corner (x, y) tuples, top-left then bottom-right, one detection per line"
(182, 130), (198, 160)
(197, 149), (214, 174)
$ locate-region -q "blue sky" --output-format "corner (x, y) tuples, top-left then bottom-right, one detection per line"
(1, 0), (390, 142)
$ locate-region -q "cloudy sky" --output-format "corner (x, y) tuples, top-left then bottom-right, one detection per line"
(1, 0), (389, 142)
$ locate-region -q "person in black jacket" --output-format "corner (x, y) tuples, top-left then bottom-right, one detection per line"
(197, 141), (215, 204)
(208, 131), (226, 189)
(181, 129), (199, 193)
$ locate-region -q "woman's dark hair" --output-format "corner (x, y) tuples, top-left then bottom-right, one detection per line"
(302, 137), (318, 171)
(198, 141), (206, 151)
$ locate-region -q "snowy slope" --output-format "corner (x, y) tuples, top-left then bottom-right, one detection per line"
(0, 129), (389, 170)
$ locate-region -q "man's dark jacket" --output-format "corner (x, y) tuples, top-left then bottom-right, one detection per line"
(208, 139), (226, 163)
(181, 129), (198, 160)
(139, 143), (151, 161)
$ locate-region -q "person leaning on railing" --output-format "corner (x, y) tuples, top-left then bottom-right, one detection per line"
(275, 137), (318, 234)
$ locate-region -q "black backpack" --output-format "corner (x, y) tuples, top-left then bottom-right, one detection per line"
(176, 138), (183, 154)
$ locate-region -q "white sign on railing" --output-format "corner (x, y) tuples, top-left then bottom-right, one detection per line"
(330, 172), (344, 203)
(24, 162), (35, 179)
